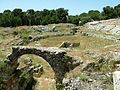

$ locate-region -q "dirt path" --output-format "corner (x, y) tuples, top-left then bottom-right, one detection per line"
(34, 77), (56, 90)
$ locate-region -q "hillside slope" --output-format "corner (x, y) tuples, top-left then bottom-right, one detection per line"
(86, 18), (120, 35)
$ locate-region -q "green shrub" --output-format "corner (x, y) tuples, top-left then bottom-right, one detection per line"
(79, 73), (89, 81)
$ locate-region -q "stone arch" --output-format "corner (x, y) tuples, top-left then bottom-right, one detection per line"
(4, 46), (80, 89)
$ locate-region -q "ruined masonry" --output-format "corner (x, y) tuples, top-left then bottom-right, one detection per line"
(4, 46), (80, 90)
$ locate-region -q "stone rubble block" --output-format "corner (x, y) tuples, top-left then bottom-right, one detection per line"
(113, 71), (120, 90)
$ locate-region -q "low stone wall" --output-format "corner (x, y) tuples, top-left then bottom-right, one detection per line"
(18, 32), (72, 45)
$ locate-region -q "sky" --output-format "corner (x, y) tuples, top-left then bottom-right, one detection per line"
(0, 0), (120, 15)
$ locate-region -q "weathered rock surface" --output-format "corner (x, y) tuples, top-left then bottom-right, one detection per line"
(2, 46), (81, 90)
(63, 72), (113, 90)
(59, 42), (80, 48)
(63, 77), (83, 90)
(113, 71), (120, 90)
(32, 25), (56, 32)
(82, 50), (120, 72)
(86, 19), (120, 35)
(86, 72), (113, 90)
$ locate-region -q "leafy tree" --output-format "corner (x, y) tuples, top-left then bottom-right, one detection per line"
(56, 8), (68, 23)
(79, 13), (92, 25)
(34, 11), (41, 25)
(0, 13), (2, 26)
(102, 6), (117, 19)
(80, 16), (92, 25)
(12, 9), (23, 26)
(114, 4), (120, 17)
(11, 16), (22, 27)
(42, 9), (50, 16)
(3, 10), (11, 13)
(88, 10), (101, 20)
(49, 10), (57, 23)
(0, 11), (12, 27)
(68, 15), (80, 25)
(79, 13), (88, 18)
(12, 8), (23, 17)
(22, 12), (29, 25)
(26, 9), (35, 25)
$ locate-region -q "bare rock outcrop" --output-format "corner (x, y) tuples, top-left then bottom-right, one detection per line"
(86, 19), (120, 35)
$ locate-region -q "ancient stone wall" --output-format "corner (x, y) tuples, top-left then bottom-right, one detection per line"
(3, 46), (80, 90)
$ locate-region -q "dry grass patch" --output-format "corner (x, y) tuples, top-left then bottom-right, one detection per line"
(18, 54), (54, 78)
(28, 35), (117, 50)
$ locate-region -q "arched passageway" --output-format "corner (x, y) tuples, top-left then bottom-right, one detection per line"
(4, 46), (80, 89)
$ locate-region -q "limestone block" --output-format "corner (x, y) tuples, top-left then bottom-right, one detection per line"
(113, 71), (120, 90)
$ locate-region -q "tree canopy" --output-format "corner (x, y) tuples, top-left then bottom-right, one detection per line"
(0, 8), (68, 27)
(0, 4), (120, 27)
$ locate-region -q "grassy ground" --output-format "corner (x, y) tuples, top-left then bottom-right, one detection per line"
(18, 54), (56, 90)
(0, 23), (119, 90)
(28, 35), (116, 49)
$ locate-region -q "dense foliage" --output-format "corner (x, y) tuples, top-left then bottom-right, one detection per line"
(69, 4), (120, 25)
(0, 4), (120, 27)
(0, 8), (68, 27)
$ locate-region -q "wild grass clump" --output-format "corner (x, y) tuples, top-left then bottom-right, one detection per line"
(79, 72), (89, 81)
